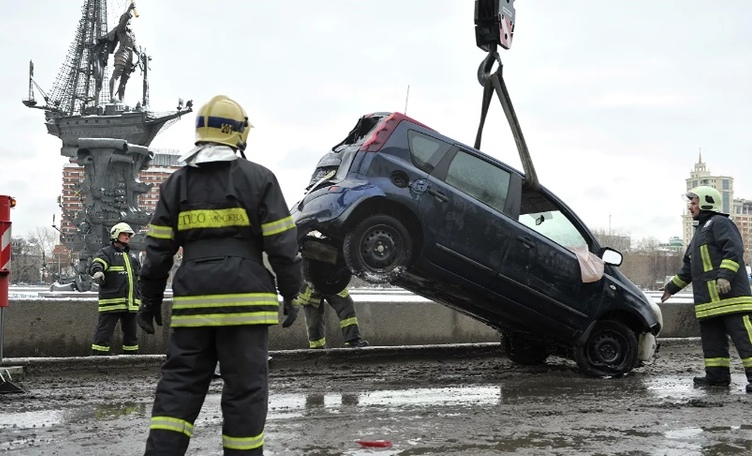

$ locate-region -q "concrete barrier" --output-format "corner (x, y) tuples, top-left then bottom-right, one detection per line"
(0, 290), (698, 358)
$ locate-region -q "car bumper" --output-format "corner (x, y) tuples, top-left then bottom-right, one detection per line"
(291, 179), (382, 240)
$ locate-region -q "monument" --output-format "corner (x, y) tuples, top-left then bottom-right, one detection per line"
(22, 0), (192, 291)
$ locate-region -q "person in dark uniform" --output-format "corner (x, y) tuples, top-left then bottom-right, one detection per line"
(662, 185), (752, 393)
(89, 221), (141, 355)
(295, 283), (369, 349)
(136, 95), (302, 455)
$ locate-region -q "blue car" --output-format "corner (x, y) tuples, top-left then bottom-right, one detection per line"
(291, 112), (662, 377)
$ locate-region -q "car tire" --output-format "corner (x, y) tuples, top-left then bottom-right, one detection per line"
(302, 257), (352, 295)
(501, 332), (549, 365)
(573, 320), (638, 377)
(343, 214), (413, 283)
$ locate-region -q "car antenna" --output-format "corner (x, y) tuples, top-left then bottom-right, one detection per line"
(473, 0), (539, 191)
(404, 84), (410, 115)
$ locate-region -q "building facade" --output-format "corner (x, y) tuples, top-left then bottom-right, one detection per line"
(682, 153), (752, 264)
(59, 150), (182, 235)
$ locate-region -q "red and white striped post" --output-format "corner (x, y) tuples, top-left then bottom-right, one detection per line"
(0, 195), (15, 365)
(0, 195), (23, 393)
(0, 195), (14, 309)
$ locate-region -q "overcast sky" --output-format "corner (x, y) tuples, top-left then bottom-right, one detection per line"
(2, 1), (751, 244)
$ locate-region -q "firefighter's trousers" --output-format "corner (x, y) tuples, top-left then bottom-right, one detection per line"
(303, 293), (362, 348)
(699, 312), (752, 383)
(144, 325), (269, 456)
(91, 311), (138, 354)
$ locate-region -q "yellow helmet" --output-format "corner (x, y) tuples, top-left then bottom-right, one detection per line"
(687, 186), (723, 213)
(110, 222), (135, 241)
(195, 95), (252, 151)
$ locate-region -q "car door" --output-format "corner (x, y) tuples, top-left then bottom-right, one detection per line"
(501, 188), (605, 331)
(416, 146), (516, 287)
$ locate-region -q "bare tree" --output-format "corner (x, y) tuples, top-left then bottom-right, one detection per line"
(9, 237), (42, 284)
(29, 226), (59, 258)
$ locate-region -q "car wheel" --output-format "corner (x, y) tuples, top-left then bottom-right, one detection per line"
(302, 257), (352, 295)
(501, 332), (549, 365)
(574, 320), (638, 377)
(343, 214), (413, 283)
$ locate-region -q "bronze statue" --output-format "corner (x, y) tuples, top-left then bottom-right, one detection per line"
(93, 2), (138, 102)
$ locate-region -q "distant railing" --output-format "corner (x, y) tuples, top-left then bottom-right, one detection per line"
(9, 286), (694, 304)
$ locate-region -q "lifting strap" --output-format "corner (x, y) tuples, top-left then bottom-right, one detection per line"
(474, 51), (539, 191)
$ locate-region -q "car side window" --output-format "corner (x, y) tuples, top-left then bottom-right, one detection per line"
(518, 191), (587, 248)
(408, 131), (450, 174)
(443, 150), (511, 214)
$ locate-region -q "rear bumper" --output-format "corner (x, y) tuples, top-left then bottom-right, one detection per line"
(291, 179), (383, 242)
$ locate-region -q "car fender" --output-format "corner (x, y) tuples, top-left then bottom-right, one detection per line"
(293, 179), (386, 235)
(575, 276), (661, 347)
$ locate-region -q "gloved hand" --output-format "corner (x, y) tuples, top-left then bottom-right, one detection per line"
(717, 278), (731, 294)
(281, 297), (299, 328)
(658, 283), (672, 303)
(136, 296), (163, 335)
(91, 271), (105, 283)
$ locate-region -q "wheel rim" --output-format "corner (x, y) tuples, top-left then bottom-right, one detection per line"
(359, 225), (402, 270)
(588, 331), (627, 368)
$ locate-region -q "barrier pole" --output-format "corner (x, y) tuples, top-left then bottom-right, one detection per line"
(0, 195), (22, 393)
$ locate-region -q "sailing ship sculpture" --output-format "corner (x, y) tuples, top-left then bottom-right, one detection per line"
(23, 0), (192, 291)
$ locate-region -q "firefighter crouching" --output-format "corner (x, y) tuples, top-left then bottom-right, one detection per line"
(136, 95), (302, 455)
(89, 222), (141, 355)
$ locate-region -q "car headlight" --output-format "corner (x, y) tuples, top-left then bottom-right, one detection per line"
(640, 289), (663, 335)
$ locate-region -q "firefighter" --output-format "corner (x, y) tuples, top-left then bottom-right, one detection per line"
(295, 283), (369, 349)
(136, 95), (302, 455)
(661, 186), (752, 393)
(89, 221), (141, 355)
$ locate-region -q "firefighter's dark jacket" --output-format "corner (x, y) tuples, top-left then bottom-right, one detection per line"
(139, 159), (302, 328)
(665, 212), (752, 319)
(89, 243), (141, 312)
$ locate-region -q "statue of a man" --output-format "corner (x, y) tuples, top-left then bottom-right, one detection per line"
(94, 2), (138, 102)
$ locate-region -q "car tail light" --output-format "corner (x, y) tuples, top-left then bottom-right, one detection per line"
(359, 112), (434, 152)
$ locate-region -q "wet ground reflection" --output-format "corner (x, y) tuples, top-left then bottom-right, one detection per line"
(2, 372), (751, 455)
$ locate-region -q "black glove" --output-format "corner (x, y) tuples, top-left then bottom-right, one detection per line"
(281, 297), (299, 328)
(136, 295), (163, 335)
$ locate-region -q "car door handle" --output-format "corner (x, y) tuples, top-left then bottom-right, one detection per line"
(428, 189), (449, 202)
(517, 235), (535, 248)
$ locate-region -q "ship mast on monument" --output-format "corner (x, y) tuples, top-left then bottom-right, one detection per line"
(22, 0), (192, 292)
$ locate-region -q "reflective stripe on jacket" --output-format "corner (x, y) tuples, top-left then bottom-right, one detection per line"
(139, 159), (302, 328)
(294, 284), (350, 307)
(89, 244), (141, 312)
(666, 213), (752, 319)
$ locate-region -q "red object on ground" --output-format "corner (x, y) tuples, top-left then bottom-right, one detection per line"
(356, 440), (393, 448)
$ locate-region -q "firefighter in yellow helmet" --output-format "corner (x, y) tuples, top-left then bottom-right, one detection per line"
(88, 221), (141, 355)
(137, 95), (302, 455)
(661, 186), (752, 393)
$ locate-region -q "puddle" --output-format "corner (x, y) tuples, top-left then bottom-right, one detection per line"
(0, 402), (147, 430)
(643, 374), (750, 400)
(192, 385), (502, 426)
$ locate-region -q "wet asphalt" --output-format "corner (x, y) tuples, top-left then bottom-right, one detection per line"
(1, 339), (751, 455)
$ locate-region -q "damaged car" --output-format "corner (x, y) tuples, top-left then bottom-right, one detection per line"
(291, 112), (662, 377)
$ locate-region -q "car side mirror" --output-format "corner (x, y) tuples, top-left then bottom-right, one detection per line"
(600, 248), (623, 266)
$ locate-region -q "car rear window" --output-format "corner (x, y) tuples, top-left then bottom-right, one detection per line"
(408, 131), (450, 173)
